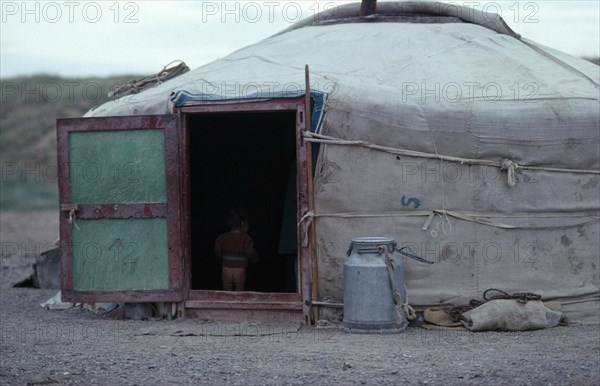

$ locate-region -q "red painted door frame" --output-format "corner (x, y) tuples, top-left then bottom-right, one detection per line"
(176, 98), (312, 323)
(56, 115), (183, 303)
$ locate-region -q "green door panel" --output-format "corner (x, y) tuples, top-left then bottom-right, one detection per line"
(72, 218), (169, 290)
(69, 129), (167, 203)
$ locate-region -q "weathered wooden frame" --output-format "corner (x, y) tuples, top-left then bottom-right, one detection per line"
(177, 98), (312, 323)
(57, 115), (183, 303)
(57, 102), (314, 322)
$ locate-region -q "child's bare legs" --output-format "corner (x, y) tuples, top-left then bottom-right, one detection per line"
(222, 267), (246, 291)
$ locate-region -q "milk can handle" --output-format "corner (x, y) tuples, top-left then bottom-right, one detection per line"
(346, 241), (398, 256)
(395, 247), (434, 264)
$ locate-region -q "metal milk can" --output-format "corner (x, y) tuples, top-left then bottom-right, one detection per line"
(343, 237), (433, 334)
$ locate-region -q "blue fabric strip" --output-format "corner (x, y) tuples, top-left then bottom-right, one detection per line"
(171, 89), (327, 134)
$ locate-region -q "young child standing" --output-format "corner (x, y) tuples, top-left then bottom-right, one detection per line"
(214, 209), (259, 291)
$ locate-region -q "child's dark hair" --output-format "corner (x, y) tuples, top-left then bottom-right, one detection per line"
(226, 208), (248, 230)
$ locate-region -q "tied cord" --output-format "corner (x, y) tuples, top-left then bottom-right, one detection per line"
(68, 208), (80, 231)
(303, 131), (600, 184)
(298, 211), (314, 247)
(381, 245), (416, 323)
(108, 60), (190, 99)
(501, 159), (519, 187)
(444, 288), (542, 322)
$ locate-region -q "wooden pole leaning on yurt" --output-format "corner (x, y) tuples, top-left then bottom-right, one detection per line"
(304, 64), (320, 324)
(360, 0), (377, 16)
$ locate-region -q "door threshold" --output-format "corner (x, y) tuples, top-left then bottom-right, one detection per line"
(183, 307), (303, 323)
(188, 289), (301, 302)
(185, 300), (302, 311)
(185, 290), (304, 320)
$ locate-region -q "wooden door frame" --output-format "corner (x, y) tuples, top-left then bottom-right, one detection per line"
(176, 98), (312, 323)
(56, 115), (183, 303)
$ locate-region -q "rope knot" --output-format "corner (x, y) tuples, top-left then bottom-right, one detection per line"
(298, 211), (315, 247)
(501, 159), (519, 187)
(68, 208), (80, 231)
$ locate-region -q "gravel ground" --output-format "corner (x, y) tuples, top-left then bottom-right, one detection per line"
(1, 210), (599, 385)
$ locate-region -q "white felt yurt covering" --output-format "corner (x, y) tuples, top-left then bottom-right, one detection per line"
(87, 2), (600, 323)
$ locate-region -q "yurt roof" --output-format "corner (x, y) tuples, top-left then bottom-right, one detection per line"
(86, 1), (599, 169)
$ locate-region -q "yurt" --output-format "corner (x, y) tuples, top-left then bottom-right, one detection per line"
(57, 1), (600, 324)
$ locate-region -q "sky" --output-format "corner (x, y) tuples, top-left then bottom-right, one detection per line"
(0, 0), (598, 78)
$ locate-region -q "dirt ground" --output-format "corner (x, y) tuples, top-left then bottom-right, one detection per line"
(1, 210), (599, 385)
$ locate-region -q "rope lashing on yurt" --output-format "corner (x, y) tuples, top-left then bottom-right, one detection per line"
(299, 210), (600, 235)
(425, 127), (453, 234)
(500, 159), (519, 187)
(302, 132), (600, 187)
(426, 212), (452, 238)
(108, 60), (190, 99)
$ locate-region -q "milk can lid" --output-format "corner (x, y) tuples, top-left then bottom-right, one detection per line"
(349, 237), (396, 254)
(351, 237), (395, 245)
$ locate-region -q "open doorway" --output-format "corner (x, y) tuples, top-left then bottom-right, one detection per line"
(188, 111), (298, 293)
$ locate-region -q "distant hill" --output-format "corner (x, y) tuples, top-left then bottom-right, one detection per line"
(0, 74), (141, 209)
